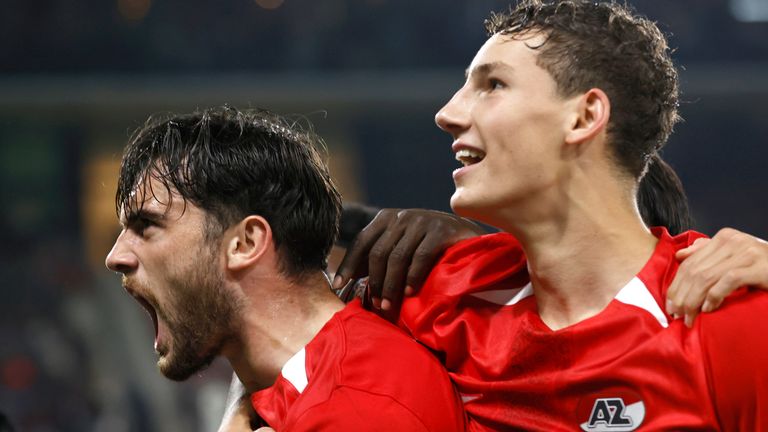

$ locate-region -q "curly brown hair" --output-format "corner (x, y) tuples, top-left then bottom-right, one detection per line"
(486, 0), (680, 179)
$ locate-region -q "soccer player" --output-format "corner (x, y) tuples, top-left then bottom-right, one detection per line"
(387, 1), (768, 429)
(333, 153), (696, 315)
(104, 107), (466, 431)
(335, 153), (767, 324)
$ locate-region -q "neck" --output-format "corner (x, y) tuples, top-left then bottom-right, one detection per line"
(222, 271), (344, 393)
(494, 169), (658, 331)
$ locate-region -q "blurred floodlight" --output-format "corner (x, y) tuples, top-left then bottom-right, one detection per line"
(255, 0), (284, 10)
(118, 0), (152, 21)
(730, 0), (768, 22)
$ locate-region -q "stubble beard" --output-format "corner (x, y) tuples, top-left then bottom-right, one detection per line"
(157, 248), (241, 381)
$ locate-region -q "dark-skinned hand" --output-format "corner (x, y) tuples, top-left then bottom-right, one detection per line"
(332, 208), (485, 321)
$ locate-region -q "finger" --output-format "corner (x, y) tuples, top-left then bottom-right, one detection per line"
(679, 282), (708, 326)
(702, 266), (765, 312)
(694, 266), (759, 322)
(404, 232), (450, 292)
(701, 285), (728, 314)
(380, 229), (428, 311)
(667, 239), (731, 315)
(333, 214), (392, 289)
(674, 237), (710, 260)
(670, 229), (766, 318)
(677, 252), (741, 320)
(700, 297), (722, 314)
(684, 310), (698, 328)
(333, 236), (373, 290)
(366, 225), (406, 307)
(667, 269), (697, 317)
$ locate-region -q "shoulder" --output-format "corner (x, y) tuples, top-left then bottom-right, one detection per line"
(698, 287), (768, 369)
(338, 301), (448, 370)
(287, 386), (465, 432)
(641, 228), (708, 299)
(399, 232), (530, 342)
(422, 232), (528, 297)
(696, 288), (768, 428)
(440, 232), (524, 264)
(317, 303), (466, 431)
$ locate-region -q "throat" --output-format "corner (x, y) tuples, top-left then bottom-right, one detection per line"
(533, 274), (624, 331)
(525, 230), (658, 331)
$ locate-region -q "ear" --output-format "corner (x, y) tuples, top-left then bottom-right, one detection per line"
(565, 88), (610, 145)
(225, 215), (273, 271)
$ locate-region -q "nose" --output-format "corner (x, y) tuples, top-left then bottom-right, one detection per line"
(105, 230), (138, 274)
(435, 88), (470, 135)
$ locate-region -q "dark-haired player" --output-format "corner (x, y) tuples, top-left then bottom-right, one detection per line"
(105, 107), (466, 431)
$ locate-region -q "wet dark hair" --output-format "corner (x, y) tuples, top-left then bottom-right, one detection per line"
(486, 0), (680, 179)
(116, 106), (342, 279)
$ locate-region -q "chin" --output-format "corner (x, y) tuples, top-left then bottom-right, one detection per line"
(451, 192), (482, 219)
(158, 356), (191, 382)
(158, 348), (217, 382)
(450, 191), (469, 213)
(451, 194), (506, 230)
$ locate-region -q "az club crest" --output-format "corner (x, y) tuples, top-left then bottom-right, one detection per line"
(578, 391), (645, 431)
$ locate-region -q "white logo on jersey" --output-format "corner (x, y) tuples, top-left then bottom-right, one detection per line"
(579, 398), (645, 431)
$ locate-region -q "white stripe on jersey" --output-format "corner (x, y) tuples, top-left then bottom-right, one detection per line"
(469, 278), (668, 329)
(615, 277), (669, 328)
(460, 393), (481, 403)
(281, 347), (309, 394)
(469, 282), (534, 306)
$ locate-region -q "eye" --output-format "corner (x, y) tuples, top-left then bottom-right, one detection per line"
(132, 217), (157, 237)
(488, 78), (505, 91)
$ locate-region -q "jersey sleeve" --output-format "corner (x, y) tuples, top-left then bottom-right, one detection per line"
(698, 288), (768, 430)
(285, 386), (465, 432)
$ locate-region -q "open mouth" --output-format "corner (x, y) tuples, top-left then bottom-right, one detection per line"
(455, 148), (485, 167)
(125, 287), (159, 347)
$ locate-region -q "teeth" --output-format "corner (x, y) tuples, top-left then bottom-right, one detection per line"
(455, 148), (485, 166)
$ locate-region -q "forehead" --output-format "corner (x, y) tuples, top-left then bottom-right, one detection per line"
(469, 32), (548, 74)
(119, 174), (183, 221)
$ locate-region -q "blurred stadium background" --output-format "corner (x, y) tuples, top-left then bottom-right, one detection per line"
(1, 0), (766, 430)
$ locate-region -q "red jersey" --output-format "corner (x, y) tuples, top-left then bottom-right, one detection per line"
(400, 228), (768, 431)
(250, 299), (467, 431)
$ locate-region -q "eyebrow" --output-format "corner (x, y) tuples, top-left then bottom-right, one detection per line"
(465, 61), (515, 80)
(121, 207), (166, 229)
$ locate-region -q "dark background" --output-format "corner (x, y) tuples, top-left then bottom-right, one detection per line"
(1, 0), (766, 430)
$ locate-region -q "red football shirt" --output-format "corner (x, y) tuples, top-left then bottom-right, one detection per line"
(400, 228), (768, 431)
(251, 299), (467, 431)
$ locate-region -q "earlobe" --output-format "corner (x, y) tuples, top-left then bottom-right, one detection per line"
(565, 88), (610, 145)
(226, 216), (273, 271)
